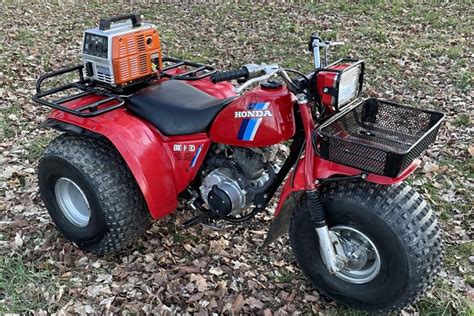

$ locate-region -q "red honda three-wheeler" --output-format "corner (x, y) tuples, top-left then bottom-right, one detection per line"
(33, 14), (444, 312)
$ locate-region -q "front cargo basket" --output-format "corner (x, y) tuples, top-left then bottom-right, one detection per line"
(317, 98), (444, 177)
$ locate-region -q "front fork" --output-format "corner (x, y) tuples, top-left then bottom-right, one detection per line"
(306, 190), (347, 273)
(297, 95), (347, 274)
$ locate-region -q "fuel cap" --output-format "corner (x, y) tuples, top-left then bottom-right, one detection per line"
(261, 79), (283, 89)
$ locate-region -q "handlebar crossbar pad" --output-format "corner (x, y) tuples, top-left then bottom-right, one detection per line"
(210, 68), (249, 83)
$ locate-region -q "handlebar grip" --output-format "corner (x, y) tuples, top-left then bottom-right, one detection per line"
(99, 13), (142, 31)
(210, 68), (249, 83)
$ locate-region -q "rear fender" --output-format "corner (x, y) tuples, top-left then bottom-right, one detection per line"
(42, 108), (199, 220)
(263, 155), (420, 247)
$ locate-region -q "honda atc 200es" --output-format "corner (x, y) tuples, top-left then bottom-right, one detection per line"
(33, 15), (444, 313)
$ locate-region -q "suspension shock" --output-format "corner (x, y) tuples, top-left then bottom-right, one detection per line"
(305, 189), (346, 274)
(306, 189), (326, 228)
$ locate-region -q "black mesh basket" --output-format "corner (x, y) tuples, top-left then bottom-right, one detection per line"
(317, 98), (444, 178)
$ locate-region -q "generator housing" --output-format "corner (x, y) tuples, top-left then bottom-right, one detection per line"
(81, 14), (163, 87)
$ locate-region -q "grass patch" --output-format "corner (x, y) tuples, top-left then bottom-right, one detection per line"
(454, 70), (472, 91)
(275, 269), (296, 283)
(332, 43), (354, 60)
(438, 158), (474, 180)
(172, 230), (200, 243)
(454, 114), (471, 127)
(419, 10), (443, 28)
(0, 255), (63, 313)
(407, 77), (435, 94)
(444, 242), (474, 275)
(413, 280), (473, 315)
(357, 26), (388, 44)
(0, 104), (21, 141)
(0, 115), (8, 140)
(16, 30), (35, 45)
(0, 104), (21, 116)
(165, 221), (200, 243)
(446, 46), (464, 60)
(27, 135), (53, 161)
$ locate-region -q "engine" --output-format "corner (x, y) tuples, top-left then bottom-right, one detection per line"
(199, 147), (277, 217)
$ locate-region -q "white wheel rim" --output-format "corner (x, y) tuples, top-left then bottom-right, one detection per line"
(332, 225), (381, 284)
(54, 177), (91, 227)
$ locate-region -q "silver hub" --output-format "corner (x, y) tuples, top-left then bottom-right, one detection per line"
(332, 225), (381, 284)
(54, 177), (91, 227)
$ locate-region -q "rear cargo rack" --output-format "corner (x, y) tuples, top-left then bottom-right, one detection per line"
(32, 57), (217, 117)
(32, 65), (125, 118)
(161, 56), (216, 80)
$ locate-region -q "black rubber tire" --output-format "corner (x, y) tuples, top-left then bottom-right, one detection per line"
(38, 134), (151, 255)
(289, 181), (443, 313)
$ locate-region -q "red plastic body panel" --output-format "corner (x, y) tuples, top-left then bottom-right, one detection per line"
(47, 92), (215, 220)
(160, 68), (236, 99)
(209, 86), (295, 147)
(186, 77), (236, 99)
(275, 156), (421, 215)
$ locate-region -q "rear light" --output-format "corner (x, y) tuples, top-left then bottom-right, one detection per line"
(315, 60), (364, 112)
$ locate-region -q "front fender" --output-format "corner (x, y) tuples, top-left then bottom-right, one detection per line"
(275, 155), (420, 216)
(43, 108), (178, 220)
(263, 155), (420, 247)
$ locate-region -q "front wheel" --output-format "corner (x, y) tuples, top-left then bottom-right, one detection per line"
(289, 181), (443, 313)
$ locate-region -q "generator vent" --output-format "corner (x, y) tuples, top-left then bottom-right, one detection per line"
(95, 65), (114, 84)
(139, 54), (147, 73)
(118, 34), (146, 58)
(97, 71), (113, 84)
(137, 34), (146, 51)
(117, 53), (149, 81)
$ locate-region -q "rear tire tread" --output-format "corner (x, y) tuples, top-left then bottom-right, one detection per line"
(41, 134), (151, 255)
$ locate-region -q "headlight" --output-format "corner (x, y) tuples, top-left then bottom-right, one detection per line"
(315, 60), (364, 111)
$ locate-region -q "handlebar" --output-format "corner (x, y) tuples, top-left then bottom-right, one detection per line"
(309, 32), (345, 68)
(329, 41), (345, 46)
(212, 63), (300, 95)
(212, 32), (343, 94)
(210, 67), (249, 83)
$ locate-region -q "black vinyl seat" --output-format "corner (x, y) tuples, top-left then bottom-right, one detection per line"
(126, 80), (236, 136)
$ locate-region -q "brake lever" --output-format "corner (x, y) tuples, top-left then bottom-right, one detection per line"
(234, 65), (279, 94)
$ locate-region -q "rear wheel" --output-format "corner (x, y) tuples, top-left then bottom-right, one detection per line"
(38, 134), (151, 255)
(289, 181), (443, 313)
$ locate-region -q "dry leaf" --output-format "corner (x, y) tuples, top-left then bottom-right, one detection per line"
(209, 266), (224, 276)
(232, 293), (244, 314)
(0, 2), (471, 314)
(187, 292), (204, 303)
(246, 297), (265, 310)
(468, 147), (474, 157)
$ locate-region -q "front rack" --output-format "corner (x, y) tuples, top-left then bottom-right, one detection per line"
(32, 65), (125, 118)
(32, 57), (217, 117)
(316, 98), (444, 178)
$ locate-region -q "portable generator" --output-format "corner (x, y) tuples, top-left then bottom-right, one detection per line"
(81, 13), (163, 87)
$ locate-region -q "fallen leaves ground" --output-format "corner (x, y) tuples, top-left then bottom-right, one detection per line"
(0, 1), (472, 314)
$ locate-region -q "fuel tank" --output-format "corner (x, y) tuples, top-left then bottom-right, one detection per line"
(209, 84), (295, 147)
